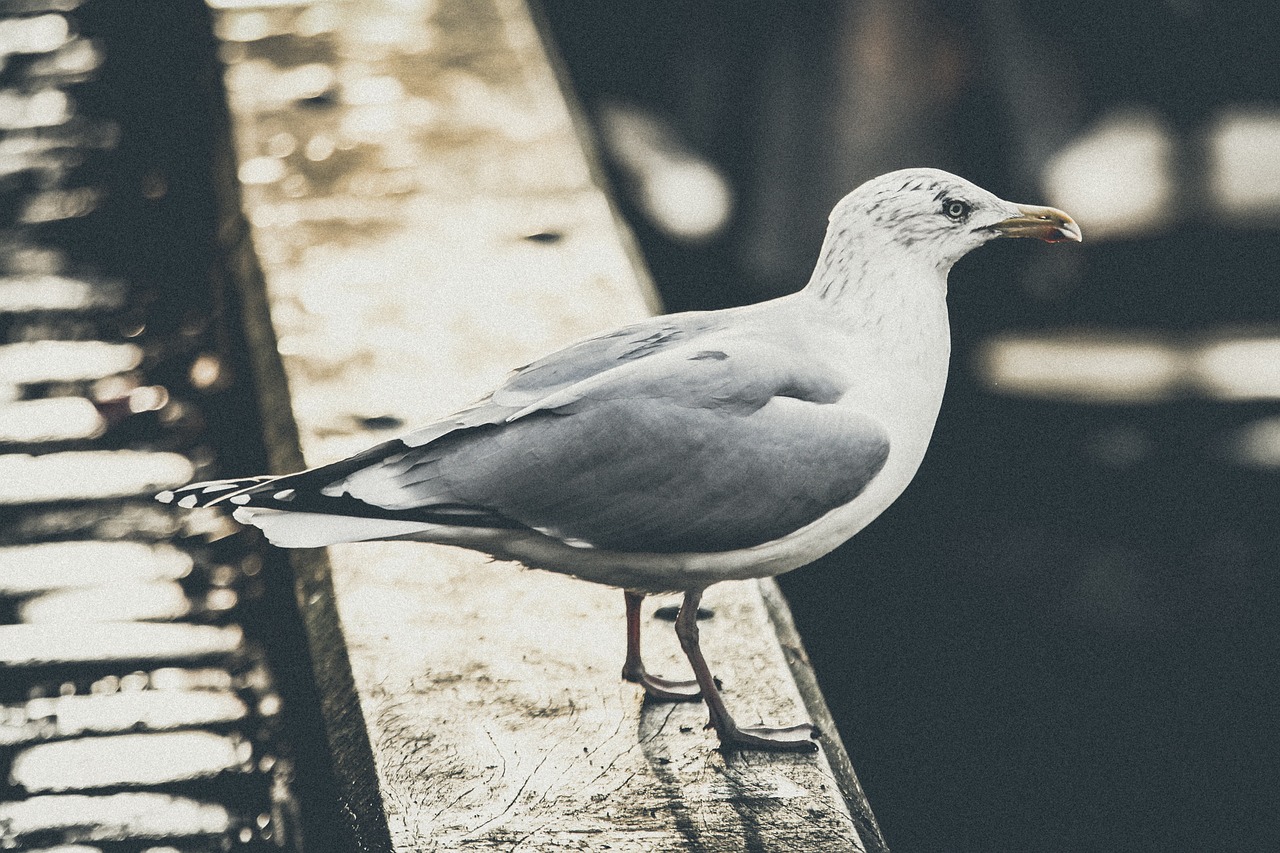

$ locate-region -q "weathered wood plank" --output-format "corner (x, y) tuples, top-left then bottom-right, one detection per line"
(213, 0), (884, 849)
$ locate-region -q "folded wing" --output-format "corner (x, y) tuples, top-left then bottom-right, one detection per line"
(169, 310), (891, 554)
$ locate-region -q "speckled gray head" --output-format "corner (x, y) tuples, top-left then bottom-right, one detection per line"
(826, 168), (1082, 271)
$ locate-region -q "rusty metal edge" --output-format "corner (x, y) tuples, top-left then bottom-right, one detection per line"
(201, 3), (393, 848)
(758, 578), (891, 853)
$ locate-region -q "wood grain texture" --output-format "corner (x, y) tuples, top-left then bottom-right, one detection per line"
(330, 545), (864, 850)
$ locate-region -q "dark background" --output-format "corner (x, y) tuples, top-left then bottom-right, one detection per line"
(539, 2), (1280, 851)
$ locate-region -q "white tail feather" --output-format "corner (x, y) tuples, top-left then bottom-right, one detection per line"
(232, 507), (436, 548)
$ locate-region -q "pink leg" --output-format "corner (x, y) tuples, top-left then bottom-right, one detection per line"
(621, 591), (701, 701)
(674, 588), (818, 751)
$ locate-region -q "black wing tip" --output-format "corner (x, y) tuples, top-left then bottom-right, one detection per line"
(156, 476), (278, 509)
(158, 471), (529, 533)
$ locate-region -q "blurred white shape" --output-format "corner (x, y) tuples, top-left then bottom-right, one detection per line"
(15, 691), (247, 740)
(92, 373), (136, 401)
(641, 159), (735, 244)
(294, 3), (341, 37)
(598, 102), (733, 243)
(1192, 336), (1280, 399)
(28, 34), (103, 78)
(0, 793), (230, 842)
(0, 274), (122, 312)
(303, 133), (335, 161)
(1043, 109), (1174, 240)
(0, 89), (69, 129)
(181, 506), (242, 541)
(283, 62), (338, 100)
(0, 340), (141, 384)
(188, 352), (226, 390)
(0, 398), (104, 443)
(224, 60), (336, 108)
(150, 667), (234, 691)
(1228, 417), (1280, 468)
(12, 732), (244, 792)
(120, 672), (149, 692)
(1208, 107), (1280, 220)
(978, 329), (1280, 403)
(0, 14), (70, 56)
(21, 186), (98, 223)
(238, 155), (286, 185)
(205, 588), (239, 612)
(2, 244), (65, 275)
(0, 542), (193, 595)
(0, 450), (194, 504)
(20, 581), (192, 623)
(216, 10), (270, 42)
(0, 623), (242, 667)
(127, 384), (169, 413)
(977, 333), (1183, 403)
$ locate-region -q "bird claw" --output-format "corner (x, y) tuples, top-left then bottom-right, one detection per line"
(624, 668), (703, 702)
(642, 675), (703, 702)
(717, 722), (821, 752)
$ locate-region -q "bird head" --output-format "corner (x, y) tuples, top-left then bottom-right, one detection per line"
(827, 168), (1081, 272)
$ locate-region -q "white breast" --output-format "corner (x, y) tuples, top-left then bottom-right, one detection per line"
(486, 277), (954, 591)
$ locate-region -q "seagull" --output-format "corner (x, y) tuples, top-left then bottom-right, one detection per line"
(160, 168), (1080, 751)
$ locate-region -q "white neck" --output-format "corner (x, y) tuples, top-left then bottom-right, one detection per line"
(802, 230), (951, 326)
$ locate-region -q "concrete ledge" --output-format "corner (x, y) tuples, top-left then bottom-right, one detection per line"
(212, 0), (886, 849)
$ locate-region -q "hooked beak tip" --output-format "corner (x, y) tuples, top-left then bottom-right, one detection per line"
(992, 204), (1082, 243)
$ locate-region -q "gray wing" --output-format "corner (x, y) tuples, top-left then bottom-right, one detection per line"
(197, 311), (733, 514)
(395, 309), (727, 448)
(335, 332), (889, 553)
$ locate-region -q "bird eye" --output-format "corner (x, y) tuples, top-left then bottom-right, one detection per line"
(942, 199), (972, 221)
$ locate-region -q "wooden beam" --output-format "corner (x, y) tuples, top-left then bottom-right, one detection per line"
(212, 0), (887, 849)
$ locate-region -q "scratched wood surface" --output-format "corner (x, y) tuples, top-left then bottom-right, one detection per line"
(214, 0), (878, 849)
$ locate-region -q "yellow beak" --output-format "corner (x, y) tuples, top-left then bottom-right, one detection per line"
(991, 204), (1082, 243)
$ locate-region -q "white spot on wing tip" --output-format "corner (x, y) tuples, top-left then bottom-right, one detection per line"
(177, 495), (198, 509)
(532, 525), (597, 550)
(273, 488), (295, 501)
(155, 490), (175, 504)
(229, 495), (251, 505)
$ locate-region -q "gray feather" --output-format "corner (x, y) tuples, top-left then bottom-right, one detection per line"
(338, 327), (889, 553)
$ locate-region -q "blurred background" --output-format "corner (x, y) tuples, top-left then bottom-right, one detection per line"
(539, 1), (1280, 851)
(0, 0), (1276, 849)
